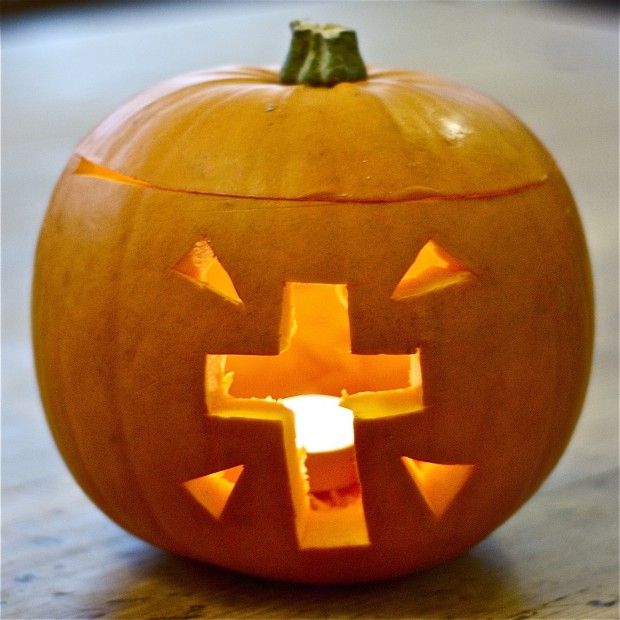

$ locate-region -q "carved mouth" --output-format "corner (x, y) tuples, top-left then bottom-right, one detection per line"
(197, 282), (422, 548)
(186, 280), (474, 550)
(223, 282), (420, 495)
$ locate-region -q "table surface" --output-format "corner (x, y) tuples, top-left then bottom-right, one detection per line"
(2, 2), (618, 618)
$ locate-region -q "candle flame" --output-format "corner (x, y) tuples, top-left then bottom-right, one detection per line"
(281, 394), (354, 454)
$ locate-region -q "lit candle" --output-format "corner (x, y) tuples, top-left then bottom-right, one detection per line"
(281, 394), (358, 493)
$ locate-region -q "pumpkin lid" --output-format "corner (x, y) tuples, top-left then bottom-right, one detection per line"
(75, 55), (552, 203)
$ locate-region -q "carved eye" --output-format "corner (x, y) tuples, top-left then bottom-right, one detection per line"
(184, 465), (245, 520)
(173, 239), (243, 306)
(391, 240), (472, 300)
(401, 458), (475, 518)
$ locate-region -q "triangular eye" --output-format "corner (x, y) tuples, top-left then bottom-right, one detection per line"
(173, 239), (243, 305)
(183, 465), (245, 520)
(401, 457), (474, 518)
(391, 240), (472, 300)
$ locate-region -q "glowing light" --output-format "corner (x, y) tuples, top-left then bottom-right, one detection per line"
(282, 394), (354, 454)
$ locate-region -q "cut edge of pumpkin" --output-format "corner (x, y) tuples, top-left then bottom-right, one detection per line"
(74, 156), (549, 205)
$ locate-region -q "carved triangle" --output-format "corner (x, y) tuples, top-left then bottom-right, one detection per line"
(173, 239), (243, 305)
(183, 464), (245, 519)
(401, 457), (474, 518)
(391, 240), (472, 300)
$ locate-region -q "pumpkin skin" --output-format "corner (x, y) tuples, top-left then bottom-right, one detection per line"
(32, 64), (593, 583)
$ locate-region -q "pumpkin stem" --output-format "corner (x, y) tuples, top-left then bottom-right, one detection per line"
(279, 20), (367, 86)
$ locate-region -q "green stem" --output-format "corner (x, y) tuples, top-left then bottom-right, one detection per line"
(279, 20), (367, 87)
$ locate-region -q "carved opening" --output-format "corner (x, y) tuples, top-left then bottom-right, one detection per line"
(204, 283), (420, 549)
(183, 465), (244, 519)
(392, 240), (472, 300)
(225, 284), (414, 399)
(173, 239), (243, 306)
(401, 458), (474, 518)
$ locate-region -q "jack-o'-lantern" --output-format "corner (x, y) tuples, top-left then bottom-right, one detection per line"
(32, 22), (593, 583)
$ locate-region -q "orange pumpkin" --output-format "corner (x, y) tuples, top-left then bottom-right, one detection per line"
(32, 22), (593, 583)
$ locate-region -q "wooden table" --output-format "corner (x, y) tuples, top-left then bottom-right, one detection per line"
(2, 2), (618, 618)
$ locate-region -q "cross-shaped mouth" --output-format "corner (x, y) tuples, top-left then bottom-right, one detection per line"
(223, 282), (418, 501)
(182, 280), (474, 549)
(197, 282), (422, 547)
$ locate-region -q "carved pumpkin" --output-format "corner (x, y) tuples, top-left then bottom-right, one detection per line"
(32, 22), (593, 583)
